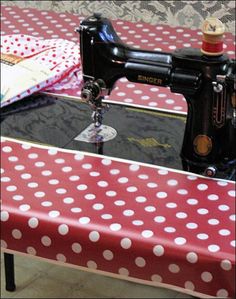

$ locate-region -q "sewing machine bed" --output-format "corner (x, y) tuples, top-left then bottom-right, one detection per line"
(1, 5), (235, 115)
(1, 94), (185, 170)
(1, 95), (236, 298)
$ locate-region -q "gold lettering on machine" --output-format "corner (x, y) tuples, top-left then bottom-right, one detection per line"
(138, 75), (163, 85)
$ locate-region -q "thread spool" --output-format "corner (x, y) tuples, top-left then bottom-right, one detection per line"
(201, 17), (225, 56)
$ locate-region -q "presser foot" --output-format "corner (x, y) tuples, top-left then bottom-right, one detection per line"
(91, 103), (109, 127)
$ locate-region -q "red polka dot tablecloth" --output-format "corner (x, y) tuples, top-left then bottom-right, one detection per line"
(1, 137), (235, 298)
(1, 5), (235, 115)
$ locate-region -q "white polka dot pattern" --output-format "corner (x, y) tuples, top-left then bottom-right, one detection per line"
(0, 31), (81, 108)
(1, 137), (235, 298)
(1, 6), (235, 115)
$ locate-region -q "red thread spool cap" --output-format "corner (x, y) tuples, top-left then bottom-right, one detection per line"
(201, 17), (225, 56)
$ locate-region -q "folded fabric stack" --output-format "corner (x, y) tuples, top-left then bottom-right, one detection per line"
(1, 34), (82, 108)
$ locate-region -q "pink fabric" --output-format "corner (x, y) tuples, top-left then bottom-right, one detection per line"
(1, 34), (82, 107)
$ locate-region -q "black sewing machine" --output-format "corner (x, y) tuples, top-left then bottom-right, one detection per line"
(77, 13), (236, 180)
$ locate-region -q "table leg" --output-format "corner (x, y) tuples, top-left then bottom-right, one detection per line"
(4, 253), (16, 292)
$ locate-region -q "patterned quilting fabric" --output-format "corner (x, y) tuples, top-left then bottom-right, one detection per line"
(1, 34), (82, 107)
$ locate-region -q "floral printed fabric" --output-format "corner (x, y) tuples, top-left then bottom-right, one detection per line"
(1, 34), (82, 107)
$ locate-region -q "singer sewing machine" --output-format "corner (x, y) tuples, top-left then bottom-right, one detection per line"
(77, 14), (236, 180)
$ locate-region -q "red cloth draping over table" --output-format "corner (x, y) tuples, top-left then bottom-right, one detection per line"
(1, 137), (235, 298)
(1, 5), (235, 114)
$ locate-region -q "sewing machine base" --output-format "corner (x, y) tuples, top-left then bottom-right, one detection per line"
(1, 94), (235, 180)
(1, 94), (184, 169)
